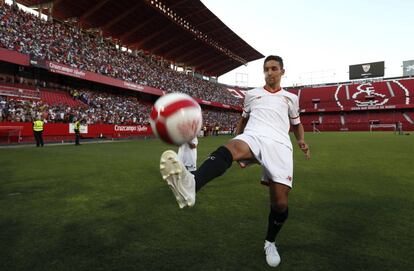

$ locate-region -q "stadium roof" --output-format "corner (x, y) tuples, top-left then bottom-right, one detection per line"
(17, 0), (264, 76)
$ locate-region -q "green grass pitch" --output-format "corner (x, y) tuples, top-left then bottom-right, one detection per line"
(1, 132), (413, 271)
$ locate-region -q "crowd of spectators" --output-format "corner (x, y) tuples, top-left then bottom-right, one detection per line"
(73, 90), (151, 124)
(1, 87), (241, 129)
(0, 89), (152, 124)
(0, 96), (78, 123)
(0, 2), (242, 106)
(202, 108), (239, 132)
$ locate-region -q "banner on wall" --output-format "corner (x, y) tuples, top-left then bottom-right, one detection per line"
(68, 124), (88, 134)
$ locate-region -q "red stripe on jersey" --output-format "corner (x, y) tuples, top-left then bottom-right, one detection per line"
(264, 86), (281, 93)
(290, 115), (300, 119)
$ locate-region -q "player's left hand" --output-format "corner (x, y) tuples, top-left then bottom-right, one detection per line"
(237, 158), (259, 168)
(298, 140), (310, 160)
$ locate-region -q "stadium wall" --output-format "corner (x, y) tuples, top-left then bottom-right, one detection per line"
(0, 48), (30, 67)
(0, 122), (153, 144)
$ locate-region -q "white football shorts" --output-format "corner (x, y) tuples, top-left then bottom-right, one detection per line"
(233, 133), (294, 188)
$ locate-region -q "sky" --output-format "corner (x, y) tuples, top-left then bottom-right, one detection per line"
(201, 0), (414, 88)
(7, 0), (413, 88)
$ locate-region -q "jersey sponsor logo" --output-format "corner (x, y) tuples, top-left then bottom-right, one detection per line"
(287, 176), (292, 181)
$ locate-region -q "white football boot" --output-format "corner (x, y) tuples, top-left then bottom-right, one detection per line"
(160, 150), (196, 208)
(264, 240), (281, 267)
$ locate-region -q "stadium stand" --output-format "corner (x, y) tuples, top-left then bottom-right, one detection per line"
(0, 84), (40, 100)
(398, 78), (414, 96)
(294, 76), (414, 131)
(0, 2), (251, 107)
(40, 89), (84, 107)
(403, 111), (414, 121)
(297, 85), (338, 111)
(321, 113), (341, 125)
(1, 0), (413, 144)
(0, 71), (240, 127)
(1, 0), (259, 143)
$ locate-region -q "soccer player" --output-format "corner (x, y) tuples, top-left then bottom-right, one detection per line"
(177, 137), (198, 175)
(160, 55), (310, 267)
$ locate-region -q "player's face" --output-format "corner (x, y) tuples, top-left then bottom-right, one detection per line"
(264, 60), (285, 88)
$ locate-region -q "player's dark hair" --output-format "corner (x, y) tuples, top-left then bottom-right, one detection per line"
(264, 55), (284, 69)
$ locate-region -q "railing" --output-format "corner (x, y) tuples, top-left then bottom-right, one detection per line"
(0, 85), (41, 99)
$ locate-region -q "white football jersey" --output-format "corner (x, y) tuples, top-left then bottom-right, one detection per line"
(241, 87), (300, 149)
(177, 137), (198, 171)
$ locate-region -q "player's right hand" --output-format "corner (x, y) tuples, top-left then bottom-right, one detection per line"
(298, 141), (310, 160)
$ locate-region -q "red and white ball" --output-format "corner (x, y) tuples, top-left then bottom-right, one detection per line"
(150, 93), (202, 146)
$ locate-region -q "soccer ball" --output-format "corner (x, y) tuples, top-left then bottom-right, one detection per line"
(150, 93), (202, 146)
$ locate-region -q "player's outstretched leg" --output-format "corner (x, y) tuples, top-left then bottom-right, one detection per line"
(160, 150), (196, 208)
(193, 146), (234, 191)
